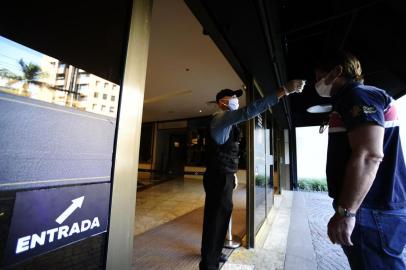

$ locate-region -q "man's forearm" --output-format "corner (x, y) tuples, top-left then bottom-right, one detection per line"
(338, 153), (383, 213)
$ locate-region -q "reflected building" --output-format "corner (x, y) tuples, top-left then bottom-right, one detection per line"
(39, 55), (120, 117)
(0, 51), (120, 118)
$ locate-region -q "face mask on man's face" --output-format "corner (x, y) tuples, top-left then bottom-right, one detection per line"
(227, 98), (239, 110)
(315, 72), (337, 97)
(315, 77), (333, 97)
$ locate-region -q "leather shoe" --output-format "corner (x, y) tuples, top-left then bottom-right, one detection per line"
(219, 253), (228, 263)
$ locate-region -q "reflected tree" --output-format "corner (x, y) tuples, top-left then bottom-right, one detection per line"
(5, 59), (47, 95)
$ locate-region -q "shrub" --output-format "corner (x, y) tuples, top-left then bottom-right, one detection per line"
(255, 175), (266, 186)
(298, 178), (328, 192)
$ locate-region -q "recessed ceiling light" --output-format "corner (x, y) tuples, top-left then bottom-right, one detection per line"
(199, 110), (202, 113)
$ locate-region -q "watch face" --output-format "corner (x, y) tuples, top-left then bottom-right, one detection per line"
(337, 206), (356, 217)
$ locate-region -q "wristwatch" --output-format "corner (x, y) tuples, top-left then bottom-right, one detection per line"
(336, 205), (356, 218)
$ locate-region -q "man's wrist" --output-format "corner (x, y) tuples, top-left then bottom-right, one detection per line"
(282, 86), (290, 96)
(336, 205), (356, 218)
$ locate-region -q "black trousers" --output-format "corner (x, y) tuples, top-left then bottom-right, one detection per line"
(199, 170), (234, 270)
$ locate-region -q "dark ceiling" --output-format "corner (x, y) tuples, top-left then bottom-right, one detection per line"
(187, 0), (406, 127)
(283, 0), (406, 127)
(185, 0), (292, 128)
(2, 0), (404, 128)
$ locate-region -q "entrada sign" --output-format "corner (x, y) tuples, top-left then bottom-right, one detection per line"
(4, 183), (110, 266)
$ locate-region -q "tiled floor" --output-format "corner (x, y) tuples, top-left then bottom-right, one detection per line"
(134, 182), (349, 270)
(132, 178), (247, 269)
(302, 191), (406, 269)
(226, 191), (406, 270)
(134, 178), (206, 235)
(224, 192), (292, 270)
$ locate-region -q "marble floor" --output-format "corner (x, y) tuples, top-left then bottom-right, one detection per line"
(133, 178), (247, 270)
(134, 177), (206, 236)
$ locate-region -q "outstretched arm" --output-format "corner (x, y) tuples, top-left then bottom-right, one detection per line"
(215, 80), (305, 128)
(210, 80), (305, 145)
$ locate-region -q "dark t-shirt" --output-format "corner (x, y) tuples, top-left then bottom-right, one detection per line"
(327, 82), (406, 210)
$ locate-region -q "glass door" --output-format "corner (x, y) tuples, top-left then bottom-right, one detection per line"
(253, 90), (266, 234)
(265, 111), (274, 214)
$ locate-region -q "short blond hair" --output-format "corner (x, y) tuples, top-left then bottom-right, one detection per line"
(315, 51), (363, 82)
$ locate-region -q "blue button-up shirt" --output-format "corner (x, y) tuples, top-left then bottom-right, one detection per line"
(211, 93), (278, 145)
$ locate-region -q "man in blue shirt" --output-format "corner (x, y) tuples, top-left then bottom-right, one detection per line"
(199, 79), (305, 270)
(315, 51), (406, 269)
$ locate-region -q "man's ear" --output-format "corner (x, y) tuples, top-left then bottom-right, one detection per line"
(325, 65), (343, 84)
(218, 101), (226, 110)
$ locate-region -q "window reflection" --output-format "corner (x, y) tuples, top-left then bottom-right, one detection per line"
(0, 35), (118, 191)
(0, 36), (119, 118)
(0, 33), (117, 269)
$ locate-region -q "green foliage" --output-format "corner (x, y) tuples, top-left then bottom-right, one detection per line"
(3, 59), (47, 88)
(298, 178), (328, 192)
(17, 59), (47, 83)
(255, 175), (266, 186)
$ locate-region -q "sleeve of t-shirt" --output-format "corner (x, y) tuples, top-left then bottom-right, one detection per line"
(338, 89), (386, 130)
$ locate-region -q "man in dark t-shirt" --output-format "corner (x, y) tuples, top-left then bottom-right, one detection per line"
(314, 51), (406, 269)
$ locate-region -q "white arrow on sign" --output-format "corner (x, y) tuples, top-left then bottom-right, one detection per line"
(55, 196), (85, 225)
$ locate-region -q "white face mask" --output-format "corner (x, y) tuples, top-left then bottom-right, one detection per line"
(315, 76), (335, 97)
(227, 98), (239, 110)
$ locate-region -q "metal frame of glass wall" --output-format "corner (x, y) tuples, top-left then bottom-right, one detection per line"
(246, 80), (275, 248)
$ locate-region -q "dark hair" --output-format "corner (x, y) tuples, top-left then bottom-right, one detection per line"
(315, 51), (363, 82)
(215, 89), (243, 103)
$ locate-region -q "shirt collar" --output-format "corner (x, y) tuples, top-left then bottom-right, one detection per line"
(332, 81), (363, 100)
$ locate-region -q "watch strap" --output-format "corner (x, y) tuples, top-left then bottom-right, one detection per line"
(337, 205), (356, 217)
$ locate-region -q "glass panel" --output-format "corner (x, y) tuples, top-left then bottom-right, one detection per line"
(253, 86), (267, 233)
(0, 34), (118, 268)
(139, 123), (153, 163)
(186, 117), (210, 167)
(238, 124), (247, 170)
(0, 36), (119, 190)
(265, 112), (274, 214)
